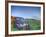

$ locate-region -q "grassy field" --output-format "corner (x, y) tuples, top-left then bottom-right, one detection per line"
(26, 19), (41, 30)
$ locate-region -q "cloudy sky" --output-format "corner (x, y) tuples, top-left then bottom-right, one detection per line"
(11, 6), (41, 20)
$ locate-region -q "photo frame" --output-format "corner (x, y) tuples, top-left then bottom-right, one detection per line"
(5, 0), (45, 37)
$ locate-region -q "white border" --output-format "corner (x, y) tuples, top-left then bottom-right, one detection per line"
(8, 3), (43, 34)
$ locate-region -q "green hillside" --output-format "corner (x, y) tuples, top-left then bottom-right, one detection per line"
(25, 19), (41, 30)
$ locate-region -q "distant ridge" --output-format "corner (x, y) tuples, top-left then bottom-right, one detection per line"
(11, 16), (40, 20)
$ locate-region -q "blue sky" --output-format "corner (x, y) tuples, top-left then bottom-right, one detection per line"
(11, 6), (41, 20)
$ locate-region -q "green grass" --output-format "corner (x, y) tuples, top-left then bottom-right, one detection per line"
(27, 19), (41, 30)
